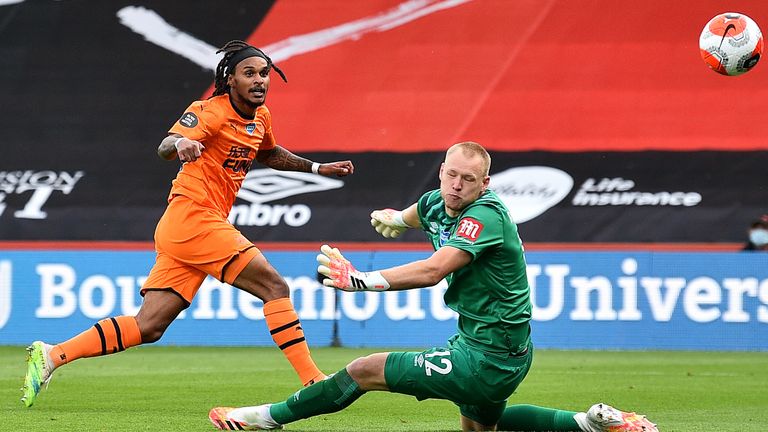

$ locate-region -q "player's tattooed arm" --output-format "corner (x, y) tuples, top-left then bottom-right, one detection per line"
(256, 145), (313, 172)
(257, 146), (354, 177)
(157, 134), (205, 162)
(157, 135), (181, 160)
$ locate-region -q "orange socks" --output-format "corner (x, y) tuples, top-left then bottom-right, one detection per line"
(264, 298), (324, 386)
(46, 305), (322, 386)
(49, 316), (142, 368)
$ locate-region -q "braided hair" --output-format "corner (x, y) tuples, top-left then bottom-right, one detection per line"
(212, 40), (287, 96)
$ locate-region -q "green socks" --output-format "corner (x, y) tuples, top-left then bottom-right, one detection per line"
(266, 370), (580, 431)
(269, 368), (365, 424)
(497, 404), (581, 431)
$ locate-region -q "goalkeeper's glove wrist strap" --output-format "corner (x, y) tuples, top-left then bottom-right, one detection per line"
(391, 210), (410, 228)
(352, 271), (391, 291)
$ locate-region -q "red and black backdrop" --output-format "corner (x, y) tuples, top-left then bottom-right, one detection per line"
(1, 0), (766, 243)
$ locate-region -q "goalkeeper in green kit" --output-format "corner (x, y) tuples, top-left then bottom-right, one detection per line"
(209, 142), (658, 431)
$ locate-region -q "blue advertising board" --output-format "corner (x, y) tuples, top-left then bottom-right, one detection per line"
(0, 249), (766, 351)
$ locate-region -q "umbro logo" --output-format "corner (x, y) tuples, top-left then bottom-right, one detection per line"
(237, 169), (344, 204)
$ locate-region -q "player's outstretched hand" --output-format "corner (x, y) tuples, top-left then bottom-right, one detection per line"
(317, 245), (355, 290)
(317, 244), (390, 292)
(318, 161), (354, 177)
(370, 209), (409, 238)
(175, 138), (205, 162)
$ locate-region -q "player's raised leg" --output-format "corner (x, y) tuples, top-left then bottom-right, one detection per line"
(21, 291), (183, 407)
(21, 341), (55, 407)
(21, 316), (142, 407)
(231, 251), (325, 386)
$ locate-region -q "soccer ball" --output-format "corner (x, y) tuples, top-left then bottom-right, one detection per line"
(699, 12), (763, 76)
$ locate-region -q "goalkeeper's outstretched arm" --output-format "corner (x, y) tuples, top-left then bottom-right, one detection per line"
(379, 245), (469, 290)
(321, 205), (466, 292)
(370, 204), (421, 238)
(318, 244), (470, 292)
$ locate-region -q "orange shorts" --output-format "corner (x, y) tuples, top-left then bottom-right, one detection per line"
(141, 195), (260, 304)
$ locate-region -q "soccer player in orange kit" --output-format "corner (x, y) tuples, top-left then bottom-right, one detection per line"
(21, 40), (354, 407)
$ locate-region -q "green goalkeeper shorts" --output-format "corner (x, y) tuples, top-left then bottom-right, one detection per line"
(384, 334), (533, 426)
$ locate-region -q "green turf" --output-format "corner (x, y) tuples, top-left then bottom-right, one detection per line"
(1, 345), (766, 431)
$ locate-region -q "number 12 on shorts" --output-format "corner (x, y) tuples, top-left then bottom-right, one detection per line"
(423, 350), (453, 376)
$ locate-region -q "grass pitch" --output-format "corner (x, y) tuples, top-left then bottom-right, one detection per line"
(1, 345), (766, 431)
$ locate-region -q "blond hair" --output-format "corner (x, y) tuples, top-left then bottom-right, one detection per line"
(446, 141), (491, 176)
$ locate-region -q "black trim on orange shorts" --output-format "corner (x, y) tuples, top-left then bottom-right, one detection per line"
(220, 245), (256, 282)
(140, 287), (191, 307)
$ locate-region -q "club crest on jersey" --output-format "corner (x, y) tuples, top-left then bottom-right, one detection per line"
(439, 229), (451, 246)
(245, 123), (256, 135)
(456, 217), (484, 242)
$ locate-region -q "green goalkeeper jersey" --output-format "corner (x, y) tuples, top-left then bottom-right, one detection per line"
(416, 189), (532, 354)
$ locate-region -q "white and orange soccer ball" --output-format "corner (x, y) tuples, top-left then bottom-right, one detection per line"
(699, 12), (763, 76)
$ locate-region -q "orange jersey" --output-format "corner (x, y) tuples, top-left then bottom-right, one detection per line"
(167, 94), (276, 217)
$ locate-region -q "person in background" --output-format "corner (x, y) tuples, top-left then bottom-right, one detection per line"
(743, 214), (768, 251)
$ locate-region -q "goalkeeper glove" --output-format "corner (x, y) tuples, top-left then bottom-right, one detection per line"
(316, 244), (390, 291)
(370, 209), (410, 238)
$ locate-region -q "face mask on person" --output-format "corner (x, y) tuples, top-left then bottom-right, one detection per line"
(749, 228), (768, 246)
